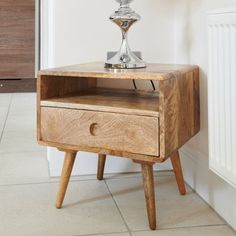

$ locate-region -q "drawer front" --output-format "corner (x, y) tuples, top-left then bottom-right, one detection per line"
(40, 107), (159, 156)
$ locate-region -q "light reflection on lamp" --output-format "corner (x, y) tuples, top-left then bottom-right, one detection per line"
(105, 0), (146, 69)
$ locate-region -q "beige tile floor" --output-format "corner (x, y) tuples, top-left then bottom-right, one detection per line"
(0, 93), (235, 236)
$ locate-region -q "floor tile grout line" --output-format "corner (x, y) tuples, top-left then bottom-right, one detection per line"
(129, 223), (228, 233)
(104, 179), (132, 236)
(71, 222), (235, 236)
(72, 230), (129, 236)
(0, 94), (233, 234)
(0, 176), (142, 188)
(0, 172), (175, 188)
(0, 172), (232, 234)
(183, 181), (230, 227)
(103, 173), (173, 181)
(0, 149), (47, 156)
(0, 94), (13, 143)
(0, 173), (176, 191)
(0, 150), (47, 157)
(0, 177), (232, 232)
(103, 180), (228, 235)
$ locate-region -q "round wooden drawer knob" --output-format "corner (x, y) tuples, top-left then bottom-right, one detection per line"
(89, 123), (99, 136)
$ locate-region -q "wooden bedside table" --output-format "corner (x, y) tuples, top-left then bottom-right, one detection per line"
(37, 62), (200, 230)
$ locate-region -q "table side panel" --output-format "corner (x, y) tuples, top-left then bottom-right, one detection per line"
(159, 68), (200, 158)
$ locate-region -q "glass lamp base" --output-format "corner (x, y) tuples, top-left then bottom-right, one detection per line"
(105, 62), (146, 69)
(105, 50), (146, 69)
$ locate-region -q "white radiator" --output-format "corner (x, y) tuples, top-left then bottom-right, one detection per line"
(208, 9), (236, 187)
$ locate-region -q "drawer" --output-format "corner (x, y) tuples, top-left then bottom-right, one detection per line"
(40, 107), (159, 156)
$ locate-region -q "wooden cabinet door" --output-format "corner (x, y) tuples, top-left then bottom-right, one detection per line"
(0, 0), (35, 79)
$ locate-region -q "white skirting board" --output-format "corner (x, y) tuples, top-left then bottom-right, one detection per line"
(180, 146), (236, 231)
(47, 148), (172, 177)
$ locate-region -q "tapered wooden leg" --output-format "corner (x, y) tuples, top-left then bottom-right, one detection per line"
(141, 163), (156, 230)
(56, 151), (77, 209)
(97, 154), (106, 180)
(170, 151), (186, 195)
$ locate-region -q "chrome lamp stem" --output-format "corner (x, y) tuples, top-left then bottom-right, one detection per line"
(105, 0), (146, 69)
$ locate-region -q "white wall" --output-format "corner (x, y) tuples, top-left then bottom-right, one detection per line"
(46, 0), (175, 176)
(174, 0), (236, 230)
(53, 0), (175, 66)
(173, 0), (190, 63)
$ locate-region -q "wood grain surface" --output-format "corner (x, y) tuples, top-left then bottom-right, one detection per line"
(41, 88), (159, 117)
(0, 0), (35, 79)
(170, 151), (186, 195)
(38, 140), (165, 163)
(56, 151), (77, 209)
(0, 78), (36, 92)
(37, 75), (96, 142)
(40, 107), (159, 156)
(141, 163), (156, 230)
(39, 76), (97, 100)
(97, 154), (106, 180)
(38, 62), (198, 81)
(159, 68), (200, 158)
(37, 63), (200, 161)
(37, 63), (200, 231)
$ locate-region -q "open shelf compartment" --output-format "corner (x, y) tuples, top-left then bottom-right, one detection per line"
(41, 87), (159, 117)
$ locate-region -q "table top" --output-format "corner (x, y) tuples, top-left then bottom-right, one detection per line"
(38, 62), (198, 81)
